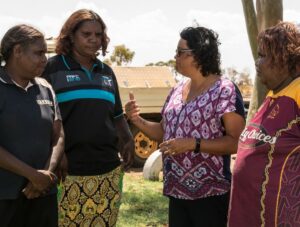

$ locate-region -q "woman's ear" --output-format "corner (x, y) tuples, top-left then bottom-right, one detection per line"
(194, 62), (202, 72)
(12, 44), (23, 59)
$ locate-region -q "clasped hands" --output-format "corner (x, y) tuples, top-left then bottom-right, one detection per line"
(22, 169), (57, 199)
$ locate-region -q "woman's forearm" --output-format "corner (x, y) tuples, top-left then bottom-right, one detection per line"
(0, 146), (37, 181)
(131, 116), (164, 143)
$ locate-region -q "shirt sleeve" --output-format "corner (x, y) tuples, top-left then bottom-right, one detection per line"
(34, 77), (62, 121)
(49, 85), (62, 121)
(216, 79), (245, 119)
(233, 83), (246, 119)
(41, 61), (61, 121)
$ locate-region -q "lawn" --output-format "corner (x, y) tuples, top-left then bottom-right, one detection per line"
(117, 170), (168, 227)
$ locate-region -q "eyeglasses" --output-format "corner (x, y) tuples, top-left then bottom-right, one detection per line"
(175, 48), (194, 57)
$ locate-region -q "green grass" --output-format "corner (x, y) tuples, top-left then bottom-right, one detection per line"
(117, 171), (168, 227)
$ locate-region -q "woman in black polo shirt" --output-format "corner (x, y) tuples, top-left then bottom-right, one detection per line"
(0, 24), (64, 227)
(42, 9), (134, 226)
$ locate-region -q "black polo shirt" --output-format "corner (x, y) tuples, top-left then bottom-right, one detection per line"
(42, 55), (123, 175)
(0, 67), (60, 199)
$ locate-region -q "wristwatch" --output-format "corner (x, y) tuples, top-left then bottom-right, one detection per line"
(194, 138), (201, 154)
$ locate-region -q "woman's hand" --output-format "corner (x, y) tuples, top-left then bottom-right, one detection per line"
(22, 182), (42, 199)
(125, 92), (140, 123)
(28, 170), (57, 192)
(159, 138), (196, 156)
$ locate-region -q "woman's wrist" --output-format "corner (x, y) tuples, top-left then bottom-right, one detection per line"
(132, 115), (145, 126)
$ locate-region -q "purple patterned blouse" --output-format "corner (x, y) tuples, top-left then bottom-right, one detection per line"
(161, 77), (243, 200)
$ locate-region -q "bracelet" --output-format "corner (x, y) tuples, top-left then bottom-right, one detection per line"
(194, 138), (201, 154)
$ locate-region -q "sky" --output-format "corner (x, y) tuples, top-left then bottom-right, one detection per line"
(0, 0), (299, 78)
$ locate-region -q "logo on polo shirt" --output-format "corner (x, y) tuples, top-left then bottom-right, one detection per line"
(66, 75), (81, 82)
(102, 76), (113, 87)
(36, 99), (53, 106)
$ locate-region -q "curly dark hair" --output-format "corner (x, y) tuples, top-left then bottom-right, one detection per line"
(0, 24), (44, 63)
(258, 21), (300, 77)
(55, 9), (109, 56)
(180, 27), (221, 77)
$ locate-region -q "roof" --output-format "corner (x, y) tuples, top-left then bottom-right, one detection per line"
(112, 66), (177, 88)
(46, 38), (56, 53)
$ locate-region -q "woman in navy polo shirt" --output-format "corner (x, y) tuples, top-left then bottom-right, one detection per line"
(0, 24), (64, 227)
(42, 9), (134, 227)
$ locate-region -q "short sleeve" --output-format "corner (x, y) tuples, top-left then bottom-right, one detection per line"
(216, 79), (245, 119)
(49, 86), (62, 121)
(35, 77), (62, 121)
(233, 84), (246, 119)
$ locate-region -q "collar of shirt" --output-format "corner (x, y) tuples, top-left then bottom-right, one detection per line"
(61, 55), (104, 72)
(11, 79), (34, 91)
(0, 67), (35, 91)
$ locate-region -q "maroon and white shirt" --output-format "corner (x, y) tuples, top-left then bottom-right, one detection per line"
(161, 77), (243, 200)
(229, 78), (300, 227)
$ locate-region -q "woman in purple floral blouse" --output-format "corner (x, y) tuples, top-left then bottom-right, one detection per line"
(125, 26), (245, 227)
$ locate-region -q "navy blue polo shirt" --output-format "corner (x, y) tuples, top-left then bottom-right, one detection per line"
(42, 55), (123, 175)
(0, 67), (60, 199)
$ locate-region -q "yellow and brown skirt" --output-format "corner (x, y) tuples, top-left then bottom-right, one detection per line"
(59, 166), (123, 227)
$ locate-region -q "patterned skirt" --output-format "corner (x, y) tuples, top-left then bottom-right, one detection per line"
(58, 166), (123, 227)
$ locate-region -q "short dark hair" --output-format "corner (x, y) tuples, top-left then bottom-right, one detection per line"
(180, 27), (221, 77)
(258, 21), (300, 76)
(0, 24), (44, 63)
(56, 9), (110, 56)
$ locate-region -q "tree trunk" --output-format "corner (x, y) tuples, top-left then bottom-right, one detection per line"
(242, 0), (283, 122)
(257, 0), (283, 31)
(241, 0), (259, 60)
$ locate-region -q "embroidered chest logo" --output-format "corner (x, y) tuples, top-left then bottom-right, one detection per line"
(267, 103), (279, 119)
(36, 99), (53, 106)
(66, 75), (81, 82)
(102, 76), (113, 87)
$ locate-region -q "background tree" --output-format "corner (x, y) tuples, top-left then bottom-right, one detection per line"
(242, 0), (282, 121)
(102, 58), (112, 66)
(223, 67), (253, 100)
(109, 44), (135, 66)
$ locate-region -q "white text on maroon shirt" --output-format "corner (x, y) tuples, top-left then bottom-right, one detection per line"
(240, 128), (277, 144)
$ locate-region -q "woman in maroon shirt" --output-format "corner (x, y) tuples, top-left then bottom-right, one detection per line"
(228, 22), (300, 227)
